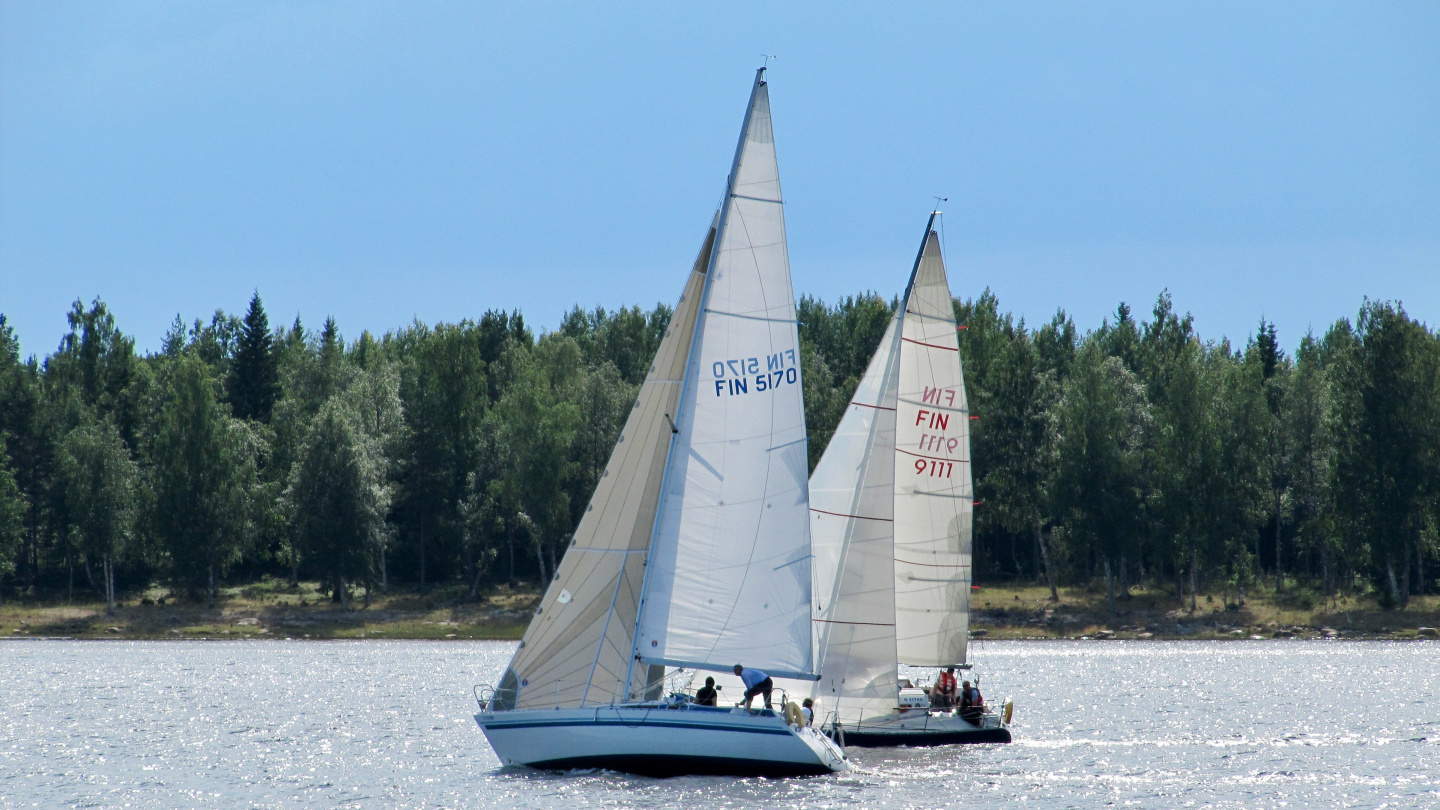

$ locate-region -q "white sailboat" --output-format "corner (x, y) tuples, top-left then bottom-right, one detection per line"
(806, 212), (1012, 746)
(473, 68), (847, 777)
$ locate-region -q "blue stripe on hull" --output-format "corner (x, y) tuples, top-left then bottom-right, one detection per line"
(526, 753), (833, 778)
(843, 727), (1012, 747)
(480, 718), (791, 736)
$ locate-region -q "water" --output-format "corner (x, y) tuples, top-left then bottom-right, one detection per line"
(2, 640), (1435, 808)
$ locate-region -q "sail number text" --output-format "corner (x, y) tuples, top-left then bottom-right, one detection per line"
(711, 350), (799, 397)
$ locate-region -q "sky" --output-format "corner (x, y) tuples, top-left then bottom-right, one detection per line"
(2, 1), (1437, 357)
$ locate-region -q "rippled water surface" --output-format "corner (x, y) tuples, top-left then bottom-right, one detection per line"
(2, 639), (1436, 808)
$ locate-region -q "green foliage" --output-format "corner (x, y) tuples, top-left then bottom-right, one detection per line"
(286, 398), (390, 608)
(150, 354), (259, 607)
(227, 292), (279, 423)
(3, 286), (1438, 611)
(0, 434), (25, 587)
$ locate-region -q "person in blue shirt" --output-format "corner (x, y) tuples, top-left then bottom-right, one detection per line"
(733, 664), (773, 710)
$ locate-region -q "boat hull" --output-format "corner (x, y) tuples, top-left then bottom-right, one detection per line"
(840, 710), (1012, 747)
(476, 704), (847, 777)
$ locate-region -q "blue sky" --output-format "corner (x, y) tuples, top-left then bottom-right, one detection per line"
(2, 1), (1436, 357)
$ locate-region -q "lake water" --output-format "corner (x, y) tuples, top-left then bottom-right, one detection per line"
(2, 639), (1435, 808)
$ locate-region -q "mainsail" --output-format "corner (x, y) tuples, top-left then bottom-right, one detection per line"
(635, 69), (815, 680)
(893, 227), (972, 667)
(493, 68), (814, 711)
(809, 215), (972, 723)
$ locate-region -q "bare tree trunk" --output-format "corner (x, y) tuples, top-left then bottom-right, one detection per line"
(1104, 560), (1115, 616)
(1401, 551), (1411, 609)
(1418, 543), (1426, 597)
(1119, 554), (1130, 601)
(207, 564), (216, 610)
(506, 526), (516, 585)
(104, 557), (115, 615)
(419, 510), (427, 589)
(381, 546), (388, 591)
(290, 542), (299, 587)
(1386, 556), (1401, 607)
(339, 576), (350, 612)
(1274, 489), (1284, 594)
(534, 541), (549, 588)
(1189, 551), (1198, 613)
(1034, 520), (1058, 601)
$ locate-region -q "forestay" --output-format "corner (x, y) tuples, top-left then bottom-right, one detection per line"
(893, 230), (973, 667)
(635, 70), (815, 679)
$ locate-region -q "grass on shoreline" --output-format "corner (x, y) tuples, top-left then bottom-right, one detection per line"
(968, 581), (1440, 640)
(0, 577), (538, 641)
(2, 576), (1437, 641)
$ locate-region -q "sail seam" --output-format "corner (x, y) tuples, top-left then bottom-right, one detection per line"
(849, 401), (896, 411)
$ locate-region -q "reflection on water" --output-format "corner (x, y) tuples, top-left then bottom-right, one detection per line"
(1, 639), (1435, 808)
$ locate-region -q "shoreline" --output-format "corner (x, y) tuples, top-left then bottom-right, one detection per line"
(4, 582), (1437, 642)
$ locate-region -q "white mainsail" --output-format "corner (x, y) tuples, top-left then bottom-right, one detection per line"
(893, 227), (972, 667)
(634, 70), (815, 680)
(809, 215), (972, 724)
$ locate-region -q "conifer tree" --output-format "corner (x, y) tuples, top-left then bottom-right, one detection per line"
(228, 292), (279, 422)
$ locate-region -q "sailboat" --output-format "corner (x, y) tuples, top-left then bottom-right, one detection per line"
(805, 212), (1013, 746)
(473, 69), (847, 777)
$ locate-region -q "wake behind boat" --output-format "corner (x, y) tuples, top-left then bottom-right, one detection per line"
(473, 68), (846, 777)
(806, 212), (1013, 747)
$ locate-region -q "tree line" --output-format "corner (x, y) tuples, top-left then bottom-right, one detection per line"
(0, 289), (1436, 612)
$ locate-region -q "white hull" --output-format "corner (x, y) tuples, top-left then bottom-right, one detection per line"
(477, 704), (848, 777)
(840, 708), (1011, 747)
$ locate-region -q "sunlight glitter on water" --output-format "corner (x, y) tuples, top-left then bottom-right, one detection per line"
(1, 639), (1436, 808)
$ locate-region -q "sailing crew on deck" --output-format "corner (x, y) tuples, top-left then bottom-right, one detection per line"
(695, 676), (719, 706)
(959, 679), (984, 725)
(734, 664), (774, 710)
(801, 698), (814, 726)
(934, 666), (959, 708)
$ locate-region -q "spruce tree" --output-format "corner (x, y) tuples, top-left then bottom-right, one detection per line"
(228, 292), (279, 422)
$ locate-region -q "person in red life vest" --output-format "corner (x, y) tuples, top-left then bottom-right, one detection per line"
(934, 666), (959, 708)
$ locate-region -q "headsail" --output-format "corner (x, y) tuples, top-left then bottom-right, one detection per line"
(809, 313), (904, 722)
(635, 69), (816, 680)
(893, 225), (972, 667)
(492, 222), (716, 710)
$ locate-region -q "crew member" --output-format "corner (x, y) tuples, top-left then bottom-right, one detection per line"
(959, 679), (984, 725)
(934, 666), (959, 708)
(733, 664), (773, 710)
(801, 698), (814, 726)
(694, 676), (719, 706)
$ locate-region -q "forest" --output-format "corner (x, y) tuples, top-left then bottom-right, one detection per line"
(0, 288), (1436, 614)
